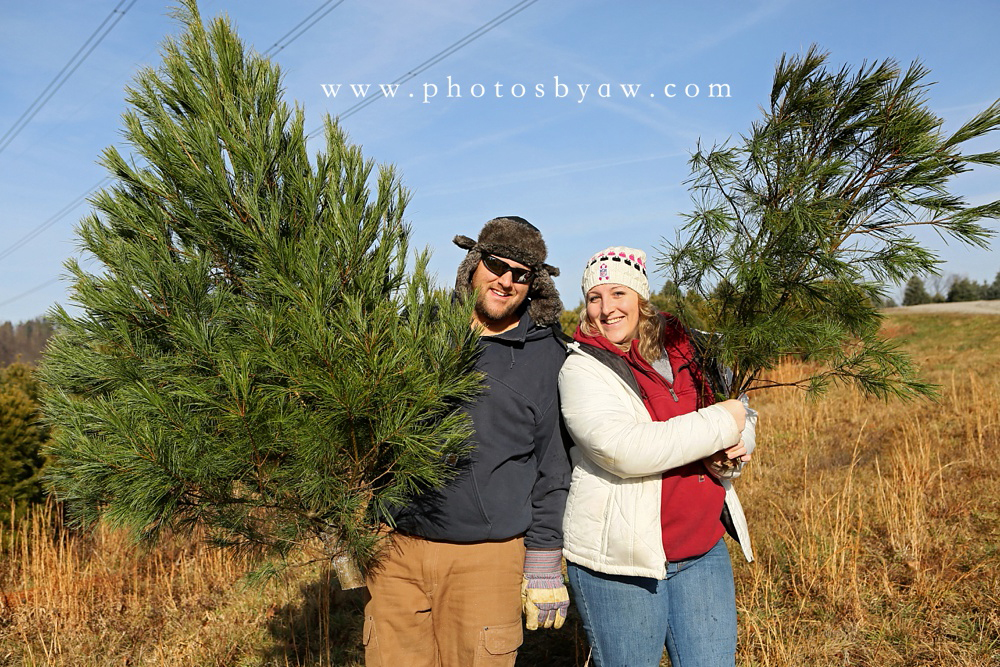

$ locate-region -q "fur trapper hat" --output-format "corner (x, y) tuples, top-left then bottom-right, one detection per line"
(453, 216), (563, 327)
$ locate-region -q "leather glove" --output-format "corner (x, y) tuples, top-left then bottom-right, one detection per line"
(521, 548), (569, 630)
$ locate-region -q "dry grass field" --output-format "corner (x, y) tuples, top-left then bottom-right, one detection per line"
(2, 312), (998, 666)
(730, 313), (1000, 666)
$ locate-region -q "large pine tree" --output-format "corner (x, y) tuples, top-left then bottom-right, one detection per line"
(39, 0), (481, 586)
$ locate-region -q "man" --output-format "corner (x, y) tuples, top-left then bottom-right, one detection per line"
(363, 216), (571, 666)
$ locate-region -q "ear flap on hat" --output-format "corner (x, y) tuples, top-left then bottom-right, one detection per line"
(453, 235), (477, 251)
(526, 268), (564, 328)
(453, 249), (481, 297)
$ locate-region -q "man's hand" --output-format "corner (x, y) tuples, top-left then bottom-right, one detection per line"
(521, 549), (569, 630)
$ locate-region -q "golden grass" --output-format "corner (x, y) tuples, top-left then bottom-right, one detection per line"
(2, 313), (998, 666)
(0, 504), (366, 666)
(736, 314), (1000, 666)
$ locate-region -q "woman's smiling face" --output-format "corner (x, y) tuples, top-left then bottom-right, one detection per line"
(585, 283), (640, 346)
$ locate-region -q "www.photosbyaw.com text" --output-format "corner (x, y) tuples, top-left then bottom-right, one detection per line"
(319, 76), (732, 104)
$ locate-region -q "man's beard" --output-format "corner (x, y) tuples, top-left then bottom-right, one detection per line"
(474, 288), (523, 326)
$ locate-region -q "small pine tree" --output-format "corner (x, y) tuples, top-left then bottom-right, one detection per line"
(39, 0), (481, 586)
(2, 361), (42, 403)
(903, 276), (932, 306)
(947, 276), (984, 302)
(986, 271), (1000, 300)
(649, 281), (682, 314)
(0, 366), (48, 522)
(663, 46), (1000, 399)
(647, 282), (711, 330)
(560, 301), (583, 337)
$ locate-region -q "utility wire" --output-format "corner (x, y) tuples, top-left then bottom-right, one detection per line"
(264, 0), (348, 56)
(1, 0), (350, 310)
(2, 0), (539, 309)
(3, 0), (348, 270)
(2, 0), (348, 271)
(0, 0), (139, 157)
(309, 0), (540, 135)
(0, 177), (111, 263)
(0, 277), (64, 309)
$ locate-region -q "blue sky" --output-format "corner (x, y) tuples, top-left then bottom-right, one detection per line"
(2, 0), (999, 322)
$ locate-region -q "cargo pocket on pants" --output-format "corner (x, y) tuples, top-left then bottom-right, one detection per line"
(474, 619), (523, 666)
(362, 615), (381, 666)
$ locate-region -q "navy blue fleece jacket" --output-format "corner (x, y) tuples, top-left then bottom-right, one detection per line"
(391, 310), (570, 549)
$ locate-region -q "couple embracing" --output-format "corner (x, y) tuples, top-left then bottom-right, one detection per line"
(363, 216), (757, 667)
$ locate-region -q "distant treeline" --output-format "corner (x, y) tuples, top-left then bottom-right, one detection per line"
(0, 317), (54, 366)
(903, 271), (1000, 306)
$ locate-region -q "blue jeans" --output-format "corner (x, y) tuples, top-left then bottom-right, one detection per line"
(567, 539), (737, 667)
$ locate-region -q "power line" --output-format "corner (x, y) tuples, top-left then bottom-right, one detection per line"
(0, 277), (63, 309)
(2, 0), (540, 310)
(264, 0), (348, 56)
(309, 0), (540, 134)
(1, 0), (348, 269)
(0, 0), (140, 157)
(0, 177), (110, 263)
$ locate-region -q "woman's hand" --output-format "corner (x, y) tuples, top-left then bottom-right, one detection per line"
(705, 438), (750, 479)
(704, 439), (750, 478)
(708, 439), (750, 467)
(726, 439), (751, 463)
(719, 399), (746, 432)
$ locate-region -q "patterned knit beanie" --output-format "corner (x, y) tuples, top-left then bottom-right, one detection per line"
(452, 216), (564, 327)
(581, 246), (650, 300)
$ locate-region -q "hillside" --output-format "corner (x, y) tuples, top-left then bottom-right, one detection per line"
(883, 300), (1000, 315)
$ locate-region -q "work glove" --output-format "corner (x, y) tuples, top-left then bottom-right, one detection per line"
(521, 548), (569, 630)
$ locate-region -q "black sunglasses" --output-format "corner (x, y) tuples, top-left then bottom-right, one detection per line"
(481, 254), (534, 284)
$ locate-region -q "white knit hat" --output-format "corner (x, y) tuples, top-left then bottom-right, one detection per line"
(581, 246), (649, 300)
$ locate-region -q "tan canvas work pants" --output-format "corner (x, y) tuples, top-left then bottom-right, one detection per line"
(363, 532), (525, 667)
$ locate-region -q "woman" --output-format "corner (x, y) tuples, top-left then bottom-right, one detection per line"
(559, 246), (756, 667)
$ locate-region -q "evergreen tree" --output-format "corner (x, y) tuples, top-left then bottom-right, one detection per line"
(946, 276), (984, 302)
(559, 301), (583, 337)
(658, 280), (683, 300)
(663, 46), (1000, 399)
(645, 281), (711, 330)
(648, 280), (682, 314)
(903, 276), (932, 306)
(986, 271), (1000, 300)
(0, 364), (48, 523)
(39, 1), (481, 586)
(2, 361), (42, 403)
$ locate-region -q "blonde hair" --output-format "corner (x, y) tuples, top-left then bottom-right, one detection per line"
(579, 295), (663, 362)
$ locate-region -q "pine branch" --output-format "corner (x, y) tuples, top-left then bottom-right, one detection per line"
(662, 46), (999, 403)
